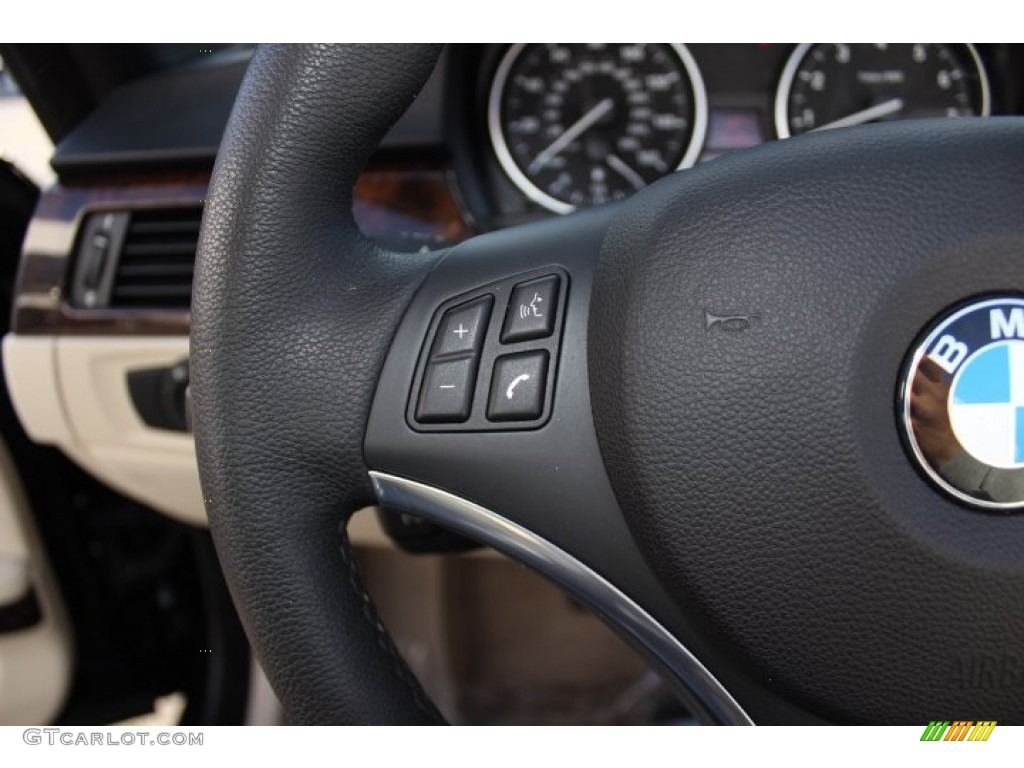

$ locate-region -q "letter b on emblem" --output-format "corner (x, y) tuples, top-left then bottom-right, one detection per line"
(929, 334), (968, 374)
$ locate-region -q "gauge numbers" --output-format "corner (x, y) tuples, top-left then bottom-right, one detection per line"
(776, 43), (991, 138)
(489, 43), (707, 213)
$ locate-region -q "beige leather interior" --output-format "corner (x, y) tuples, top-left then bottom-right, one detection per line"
(5, 335), (204, 524)
(0, 438), (72, 725)
(360, 541), (666, 725)
(4, 333), (393, 546)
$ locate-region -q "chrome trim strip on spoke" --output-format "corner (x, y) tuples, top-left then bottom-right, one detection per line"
(369, 470), (754, 725)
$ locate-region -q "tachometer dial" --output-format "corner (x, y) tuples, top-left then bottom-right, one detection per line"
(776, 43), (990, 138)
(489, 43), (707, 214)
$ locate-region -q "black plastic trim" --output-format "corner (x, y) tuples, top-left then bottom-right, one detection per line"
(50, 51), (451, 176)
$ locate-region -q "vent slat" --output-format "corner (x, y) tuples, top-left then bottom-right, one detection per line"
(112, 285), (194, 299)
(127, 220), (202, 237)
(118, 263), (195, 278)
(109, 207), (201, 310)
(121, 242), (198, 259)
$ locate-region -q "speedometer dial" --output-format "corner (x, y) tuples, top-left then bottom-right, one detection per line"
(489, 43), (707, 214)
(776, 44), (990, 138)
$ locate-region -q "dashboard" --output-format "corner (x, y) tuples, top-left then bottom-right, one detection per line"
(6, 42), (1024, 528)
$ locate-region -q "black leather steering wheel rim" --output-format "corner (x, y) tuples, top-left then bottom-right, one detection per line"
(192, 44), (446, 724)
(194, 44), (1024, 725)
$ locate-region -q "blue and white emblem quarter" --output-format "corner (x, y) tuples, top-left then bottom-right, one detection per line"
(901, 297), (1024, 510)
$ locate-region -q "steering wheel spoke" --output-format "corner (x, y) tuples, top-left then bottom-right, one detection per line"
(364, 207), (753, 724)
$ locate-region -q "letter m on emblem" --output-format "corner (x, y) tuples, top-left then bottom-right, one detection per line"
(991, 308), (1024, 339)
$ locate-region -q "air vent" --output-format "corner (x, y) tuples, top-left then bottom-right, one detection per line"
(109, 207), (202, 310)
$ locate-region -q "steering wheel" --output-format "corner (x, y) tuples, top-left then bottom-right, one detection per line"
(191, 44), (1024, 724)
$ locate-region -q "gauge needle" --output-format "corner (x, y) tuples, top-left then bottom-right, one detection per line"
(811, 98), (905, 132)
(606, 154), (646, 190)
(529, 97), (615, 174)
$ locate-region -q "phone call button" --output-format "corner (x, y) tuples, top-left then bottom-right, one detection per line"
(487, 351), (549, 422)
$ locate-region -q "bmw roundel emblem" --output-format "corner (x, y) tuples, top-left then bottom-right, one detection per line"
(901, 296), (1024, 510)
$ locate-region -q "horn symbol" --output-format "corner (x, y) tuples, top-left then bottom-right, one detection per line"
(704, 309), (759, 332)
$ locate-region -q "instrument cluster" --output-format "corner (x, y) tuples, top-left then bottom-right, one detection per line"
(478, 44), (994, 216)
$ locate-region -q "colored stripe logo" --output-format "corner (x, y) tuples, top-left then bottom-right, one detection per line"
(920, 720), (997, 741)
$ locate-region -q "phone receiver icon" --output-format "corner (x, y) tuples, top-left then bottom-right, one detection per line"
(506, 374), (531, 399)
